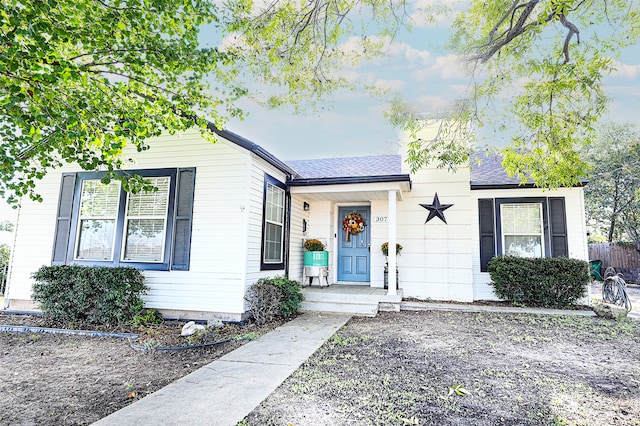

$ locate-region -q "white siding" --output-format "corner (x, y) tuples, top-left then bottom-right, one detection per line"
(288, 195), (310, 283)
(6, 130), (263, 318)
(469, 187), (589, 301)
(395, 160), (475, 301)
(370, 199), (389, 288)
(243, 156), (288, 295)
(305, 200), (337, 283)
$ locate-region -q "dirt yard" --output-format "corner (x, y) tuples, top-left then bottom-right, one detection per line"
(242, 311), (640, 426)
(2, 308), (640, 426)
(0, 313), (283, 426)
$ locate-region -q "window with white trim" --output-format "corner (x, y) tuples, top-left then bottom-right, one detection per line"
(261, 174), (287, 270)
(500, 203), (544, 258)
(122, 176), (170, 262)
(75, 179), (121, 261)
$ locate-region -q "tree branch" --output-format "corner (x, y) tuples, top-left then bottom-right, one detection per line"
(559, 15), (580, 63)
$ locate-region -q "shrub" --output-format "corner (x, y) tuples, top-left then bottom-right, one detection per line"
(245, 280), (283, 325)
(0, 244), (10, 295)
(268, 276), (304, 318)
(133, 308), (164, 326)
(32, 265), (147, 326)
(487, 256), (590, 307)
(245, 276), (303, 324)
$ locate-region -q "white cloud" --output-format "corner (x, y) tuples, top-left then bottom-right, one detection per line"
(415, 94), (458, 112)
(408, 0), (469, 28)
(373, 79), (406, 92)
(431, 54), (469, 78)
(610, 61), (640, 79)
(218, 32), (246, 52)
(605, 84), (640, 97)
(387, 41), (432, 64)
(412, 54), (467, 81)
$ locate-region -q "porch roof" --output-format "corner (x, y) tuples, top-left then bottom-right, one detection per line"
(289, 179), (410, 201)
(287, 155), (402, 179)
(286, 155), (411, 201)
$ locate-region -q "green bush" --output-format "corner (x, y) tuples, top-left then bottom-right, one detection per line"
(268, 276), (304, 318)
(245, 276), (303, 324)
(32, 265), (147, 326)
(0, 244), (10, 295)
(488, 256), (590, 307)
(133, 308), (163, 326)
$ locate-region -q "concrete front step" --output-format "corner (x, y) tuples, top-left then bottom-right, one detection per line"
(299, 285), (403, 316)
(301, 288), (403, 304)
(299, 301), (379, 316)
(378, 302), (401, 312)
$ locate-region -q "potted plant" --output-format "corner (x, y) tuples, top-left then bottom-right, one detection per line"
(303, 239), (329, 267)
(304, 239), (325, 252)
(381, 242), (402, 257)
(381, 242), (402, 289)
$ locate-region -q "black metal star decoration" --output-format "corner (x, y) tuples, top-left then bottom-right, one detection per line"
(420, 193), (453, 224)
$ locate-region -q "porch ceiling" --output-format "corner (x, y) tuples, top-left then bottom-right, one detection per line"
(289, 181), (410, 202)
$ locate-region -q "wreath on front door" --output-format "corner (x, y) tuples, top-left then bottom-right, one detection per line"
(342, 212), (366, 242)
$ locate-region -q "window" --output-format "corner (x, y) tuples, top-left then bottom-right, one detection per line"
(122, 176), (170, 262)
(500, 203), (544, 258)
(478, 197), (568, 272)
(53, 168), (196, 271)
(261, 174), (287, 270)
(76, 179), (121, 261)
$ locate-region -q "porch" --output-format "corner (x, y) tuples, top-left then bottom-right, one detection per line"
(300, 284), (403, 316)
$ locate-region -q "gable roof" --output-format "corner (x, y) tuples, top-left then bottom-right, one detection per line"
(208, 124), (298, 177)
(208, 125), (581, 190)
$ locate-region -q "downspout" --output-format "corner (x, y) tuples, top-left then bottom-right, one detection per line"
(285, 185), (292, 277)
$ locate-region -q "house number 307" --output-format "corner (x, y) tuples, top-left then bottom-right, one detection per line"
(374, 216), (388, 222)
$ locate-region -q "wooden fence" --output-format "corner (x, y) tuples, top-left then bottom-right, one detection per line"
(588, 243), (640, 283)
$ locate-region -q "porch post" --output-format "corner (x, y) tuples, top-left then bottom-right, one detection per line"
(387, 190), (397, 295)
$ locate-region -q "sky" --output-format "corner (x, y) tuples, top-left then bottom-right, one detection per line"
(2, 2), (640, 222)
(217, 5), (640, 162)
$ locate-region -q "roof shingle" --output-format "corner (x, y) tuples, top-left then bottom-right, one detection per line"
(287, 155), (402, 179)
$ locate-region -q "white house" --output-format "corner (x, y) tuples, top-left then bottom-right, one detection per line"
(2, 122), (589, 320)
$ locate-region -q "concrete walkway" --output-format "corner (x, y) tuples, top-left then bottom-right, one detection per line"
(93, 313), (351, 426)
(92, 290), (636, 425)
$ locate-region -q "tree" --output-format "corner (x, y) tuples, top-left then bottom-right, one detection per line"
(403, 0), (640, 188)
(584, 123), (640, 245)
(1, 0), (247, 204)
(0, 221), (14, 232)
(2, 0), (403, 204)
(0, 244), (9, 295)
(3, 0), (639, 202)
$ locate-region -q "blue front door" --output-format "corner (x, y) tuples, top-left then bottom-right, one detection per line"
(337, 206), (370, 282)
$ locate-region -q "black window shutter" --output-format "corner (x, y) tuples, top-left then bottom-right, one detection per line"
(51, 173), (76, 264)
(478, 198), (496, 272)
(548, 197), (568, 257)
(171, 168), (196, 270)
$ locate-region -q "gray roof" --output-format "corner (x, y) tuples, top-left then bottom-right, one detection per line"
(287, 155), (402, 179)
(469, 152), (528, 187)
(470, 152), (587, 188)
